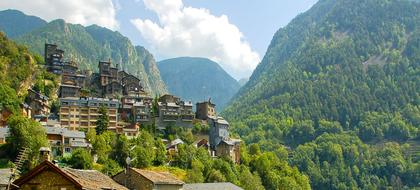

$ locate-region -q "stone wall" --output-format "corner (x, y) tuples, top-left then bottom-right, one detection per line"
(18, 170), (78, 190)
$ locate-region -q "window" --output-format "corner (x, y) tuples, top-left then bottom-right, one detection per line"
(65, 148), (71, 153)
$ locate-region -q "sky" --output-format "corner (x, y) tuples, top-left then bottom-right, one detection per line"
(0, 0), (317, 79)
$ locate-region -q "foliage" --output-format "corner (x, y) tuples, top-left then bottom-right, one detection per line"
(6, 114), (48, 169)
(223, 0), (420, 189)
(131, 131), (156, 168)
(96, 105), (109, 135)
(68, 148), (93, 169)
(101, 158), (123, 176)
(109, 134), (129, 166)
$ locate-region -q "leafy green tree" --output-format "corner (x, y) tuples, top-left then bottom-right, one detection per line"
(91, 131), (114, 163)
(153, 138), (167, 165)
(96, 105), (109, 135)
(101, 158), (123, 176)
(207, 169), (226, 182)
(186, 159), (205, 183)
(132, 131), (155, 168)
(238, 166), (264, 190)
(285, 120), (315, 147)
(6, 115), (48, 168)
(385, 117), (413, 141)
(69, 148), (93, 169)
(0, 84), (20, 114)
(109, 134), (129, 166)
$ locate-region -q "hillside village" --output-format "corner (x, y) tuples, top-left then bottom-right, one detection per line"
(0, 43), (242, 189)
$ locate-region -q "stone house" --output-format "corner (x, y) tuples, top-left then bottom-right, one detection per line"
(113, 168), (184, 190)
(98, 61), (145, 98)
(44, 43), (65, 75)
(12, 160), (128, 190)
(26, 89), (50, 118)
(195, 100), (216, 120)
(215, 139), (241, 164)
(208, 116), (241, 164)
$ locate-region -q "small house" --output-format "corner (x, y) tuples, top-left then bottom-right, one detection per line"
(113, 168), (184, 190)
(12, 160), (127, 190)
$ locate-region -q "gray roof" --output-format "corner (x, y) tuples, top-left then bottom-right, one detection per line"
(0, 168), (11, 186)
(183, 183), (243, 190)
(63, 130), (85, 138)
(166, 138), (184, 149)
(0, 128), (9, 139)
(44, 127), (85, 138)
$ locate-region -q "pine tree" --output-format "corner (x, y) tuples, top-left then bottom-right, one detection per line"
(96, 105), (109, 135)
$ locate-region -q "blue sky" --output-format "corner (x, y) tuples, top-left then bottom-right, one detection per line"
(0, 0), (318, 79)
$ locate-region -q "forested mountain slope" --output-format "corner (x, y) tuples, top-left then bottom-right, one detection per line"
(223, 0), (420, 189)
(158, 57), (240, 110)
(0, 10), (167, 95)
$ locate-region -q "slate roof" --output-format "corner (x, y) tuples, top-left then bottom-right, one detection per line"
(44, 126), (85, 138)
(13, 161), (127, 190)
(183, 182), (243, 190)
(166, 138), (184, 149)
(0, 168), (11, 186)
(62, 168), (128, 190)
(131, 168), (184, 185)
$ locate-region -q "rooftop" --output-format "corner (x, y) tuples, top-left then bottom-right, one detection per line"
(183, 183), (243, 190)
(62, 168), (128, 190)
(44, 126), (85, 138)
(130, 168), (184, 185)
(0, 168), (11, 186)
(0, 127), (9, 139)
(13, 161), (128, 190)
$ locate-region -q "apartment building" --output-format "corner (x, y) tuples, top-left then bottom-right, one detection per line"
(157, 94), (194, 125)
(59, 97), (119, 130)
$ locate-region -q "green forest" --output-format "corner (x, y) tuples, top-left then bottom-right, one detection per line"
(223, 0), (420, 189)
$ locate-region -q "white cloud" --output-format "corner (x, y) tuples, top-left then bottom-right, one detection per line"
(131, 0), (260, 79)
(0, 0), (119, 30)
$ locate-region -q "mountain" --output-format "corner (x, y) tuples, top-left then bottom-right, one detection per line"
(238, 78), (249, 86)
(0, 9), (47, 38)
(0, 10), (167, 96)
(223, 0), (420, 189)
(158, 57), (240, 110)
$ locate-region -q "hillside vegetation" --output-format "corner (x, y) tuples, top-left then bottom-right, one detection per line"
(224, 0), (420, 189)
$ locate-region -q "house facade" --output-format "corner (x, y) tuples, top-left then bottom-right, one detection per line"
(12, 161), (127, 190)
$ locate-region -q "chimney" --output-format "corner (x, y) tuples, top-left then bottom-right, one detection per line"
(39, 147), (51, 162)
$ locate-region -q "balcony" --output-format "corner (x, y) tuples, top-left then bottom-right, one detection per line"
(181, 115), (194, 121)
(162, 115), (178, 121)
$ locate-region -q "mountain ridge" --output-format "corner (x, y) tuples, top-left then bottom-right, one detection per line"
(158, 57), (240, 110)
